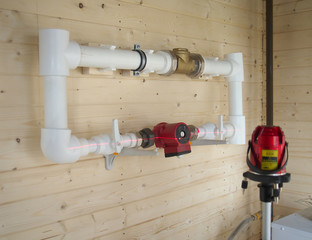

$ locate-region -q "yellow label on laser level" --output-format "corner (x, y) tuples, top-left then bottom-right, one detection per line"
(261, 149), (278, 170)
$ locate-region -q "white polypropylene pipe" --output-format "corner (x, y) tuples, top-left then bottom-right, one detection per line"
(262, 202), (272, 240)
(223, 122), (235, 139)
(202, 58), (232, 76)
(144, 51), (173, 74)
(44, 76), (68, 129)
(79, 46), (141, 70)
(228, 81), (243, 116)
(198, 123), (217, 139)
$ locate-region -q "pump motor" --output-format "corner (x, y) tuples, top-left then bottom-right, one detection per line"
(153, 122), (191, 157)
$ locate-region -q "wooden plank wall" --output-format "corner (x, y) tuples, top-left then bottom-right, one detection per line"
(273, 0), (312, 217)
(0, 0), (264, 239)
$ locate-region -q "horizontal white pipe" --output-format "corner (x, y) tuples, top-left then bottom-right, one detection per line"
(79, 46), (141, 70)
(198, 123), (217, 139)
(202, 58), (232, 76)
(144, 51), (173, 74)
(223, 122), (235, 139)
(120, 133), (141, 148)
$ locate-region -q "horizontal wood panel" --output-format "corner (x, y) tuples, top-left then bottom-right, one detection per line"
(0, 73), (262, 107)
(274, 0), (312, 16)
(278, 190), (312, 210)
(97, 202), (260, 240)
(274, 11), (312, 33)
(274, 67), (312, 86)
(0, 10), (264, 65)
(35, 0), (262, 47)
(275, 121), (312, 142)
(0, 150), (247, 205)
(283, 174), (312, 194)
(274, 29), (312, 51)
(0, 0), (37, 14)
(136, 0), (263, 30)
(274, 85), (312, 103)
(139, 200), (260, 240)
(0, 171), (247, 235)
(0, 43), (38, 76)
(0, 0), (264, 26)
(123, 0), (264, 15)
(2, 187), (259, 240)
(286, 157), (312, 176)
(274, 48), (312, 69)
(275, 103), (312, 121)
(0, 9), (38, 44)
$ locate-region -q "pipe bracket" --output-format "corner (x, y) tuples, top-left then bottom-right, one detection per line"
(132, 44), (147, 76)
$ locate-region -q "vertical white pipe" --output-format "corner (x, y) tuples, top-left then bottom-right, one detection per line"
(225, 53), (245, 144)
(228, 81), (243, 116)
(44, 76), (68, 129)
(262, 202), (272, 240)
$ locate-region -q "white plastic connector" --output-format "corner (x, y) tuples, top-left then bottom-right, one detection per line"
(41, 128), (90, 164)
(144, 50), (174, 75)
(198, 123), (218, 139)
(39, 29), (80, 76)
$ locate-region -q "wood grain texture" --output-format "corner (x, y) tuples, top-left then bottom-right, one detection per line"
(274, 0), (312, 217)
(0, 0), (264, 239)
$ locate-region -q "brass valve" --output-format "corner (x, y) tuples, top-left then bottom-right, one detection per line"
(171, 48), (204, 78)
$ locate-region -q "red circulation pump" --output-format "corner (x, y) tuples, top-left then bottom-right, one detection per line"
(153, 122), (191, 157)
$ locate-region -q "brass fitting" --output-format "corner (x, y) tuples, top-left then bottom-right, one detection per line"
(188, 125), (199, 141)
(171, 48), (204, 78)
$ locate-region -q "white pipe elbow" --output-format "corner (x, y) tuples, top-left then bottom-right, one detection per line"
(41, 128), (81, 164)
(224, 52), (244, 83)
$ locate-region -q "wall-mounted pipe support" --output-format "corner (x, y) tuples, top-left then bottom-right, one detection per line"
(39, 28), (246, 166)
